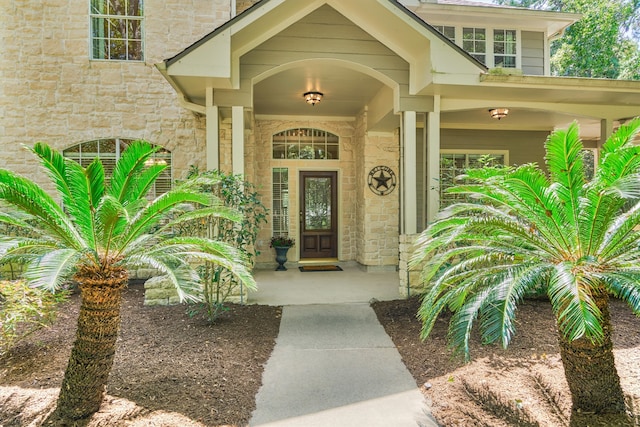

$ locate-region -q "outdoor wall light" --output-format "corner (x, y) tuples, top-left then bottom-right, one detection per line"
(304, 91), (323, 106)
(489, 108), (509, 120)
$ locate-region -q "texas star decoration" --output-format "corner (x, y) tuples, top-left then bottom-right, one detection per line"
(367, 165), (397, 196)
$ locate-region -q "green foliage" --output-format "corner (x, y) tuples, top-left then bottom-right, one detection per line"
(0, 141), (258, 420)
(270, 235), (295, 248)
(0, 141), (256, 302)
(412, 118), (640, 358)
(0, 280), (68, 354)
(178, 166), (268, 322)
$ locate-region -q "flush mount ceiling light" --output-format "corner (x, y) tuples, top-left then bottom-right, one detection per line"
(489, 108), (509, 120)
(304, 91), (323, 106)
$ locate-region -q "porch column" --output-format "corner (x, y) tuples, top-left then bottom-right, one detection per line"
(403, 110), (417, 235)
(205, 87), (219, 171)
(232, 105), (244, 175)
(426, 95), (441, 224)
(600, 118), (613, 149)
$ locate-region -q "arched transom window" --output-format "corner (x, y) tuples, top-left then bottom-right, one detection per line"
(63, 138), (172, 198)
(272, 128), (339, 160)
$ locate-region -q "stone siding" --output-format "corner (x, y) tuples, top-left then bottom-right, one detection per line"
(0, 0), (232, 191)
(398, 233), (423, 297)
(252, 118), (358, 267)
(143, 275), (249, 306)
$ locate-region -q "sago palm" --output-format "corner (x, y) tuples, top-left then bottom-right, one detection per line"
(412, 119), (640, 422)
(0, 141), (256, 422)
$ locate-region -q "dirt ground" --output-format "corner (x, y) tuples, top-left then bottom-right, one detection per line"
(372, 297), (640, 427)
(0, 284), (281, 427)
(1, 284), (639, 426)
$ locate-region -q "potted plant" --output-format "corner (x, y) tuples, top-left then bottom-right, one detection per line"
(270, 236), (295, 271)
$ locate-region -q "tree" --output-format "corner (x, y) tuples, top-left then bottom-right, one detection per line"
(494, 0), (640, 79)
(412, 119), (640, 424)
(0, 141), (256, 422)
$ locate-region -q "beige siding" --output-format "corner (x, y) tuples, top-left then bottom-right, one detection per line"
(521, 31), (545, 76)
(441, 129), (549, 168)
(238, 5), (410, 100)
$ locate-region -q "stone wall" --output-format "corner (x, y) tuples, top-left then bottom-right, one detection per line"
(398, 233), (423, 296)
(0, 0), (231, 191)
(143, 274), (249, 306)
(359, 119), (400, 267)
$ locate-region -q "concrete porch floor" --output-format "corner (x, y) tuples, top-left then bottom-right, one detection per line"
(248, 263), (403, 306)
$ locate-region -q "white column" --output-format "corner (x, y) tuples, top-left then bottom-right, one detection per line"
(403, 110), (417, 235)
(426, 96), (441, 224)
(205, 87), (219, 171)
(600, 118), (613, 149)
(232, 105), (244, 175)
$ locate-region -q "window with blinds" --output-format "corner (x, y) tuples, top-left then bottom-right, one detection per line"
(63, 138), (172, 198)
(272, 168), (290, 237)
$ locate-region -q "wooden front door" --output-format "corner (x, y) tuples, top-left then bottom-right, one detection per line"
(300, 171), (338, 258)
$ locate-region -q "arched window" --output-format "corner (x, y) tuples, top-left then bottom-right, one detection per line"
(272, 128), (339, 160)
(63, 138), (172, 198)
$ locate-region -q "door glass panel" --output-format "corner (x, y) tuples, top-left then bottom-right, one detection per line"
(305, 177), (331, 230)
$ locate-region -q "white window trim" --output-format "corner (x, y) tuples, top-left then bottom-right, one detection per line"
(440, 149), (510, 165)
(89, 0), (145, 62)
(437, 25), (521, 69)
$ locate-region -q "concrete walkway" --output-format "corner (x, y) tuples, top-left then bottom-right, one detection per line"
(249, 268), (437, 426)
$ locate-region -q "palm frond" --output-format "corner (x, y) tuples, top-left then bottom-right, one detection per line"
(548, 263), (603, 343)
(23, 248), (82, 291)
(142, 236), (256, 290)
(157, 205), (242, 234)
(600, 117), (640, 156)
(128, 163), (167, 200)
(598, 270), (640, 315)
(545, 123), (584, 232)
(479, 263), (549, 349)
(597, 144), (640, 189)
(108, 140), (157, 203)
(125, 253), (203, 302)
(597, 200), (640, 260)
(94, 194), (127, 246)
(0, 210), (33, 230)
(115, 191), (212, 255)
(448, 287), (493, 359)
(0, 169), (84, 249)
(63, 159), (98, 249)
(28, 142), (73, 208)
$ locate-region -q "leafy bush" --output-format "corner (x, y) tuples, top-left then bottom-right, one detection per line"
(0, 280), (68, 353)
(176, 167), (267, 322)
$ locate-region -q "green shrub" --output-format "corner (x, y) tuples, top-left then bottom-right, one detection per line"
(0, 280), (68, 353)
(177, 167), (268, 322)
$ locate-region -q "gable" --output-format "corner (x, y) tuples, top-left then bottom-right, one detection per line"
(158, 0), (486, 106)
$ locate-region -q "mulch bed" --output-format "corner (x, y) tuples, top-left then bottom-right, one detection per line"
(2, 285), (639, 426)
(0, 284), (281, 426)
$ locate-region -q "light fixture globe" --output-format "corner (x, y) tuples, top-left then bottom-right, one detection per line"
(489, 108), (509, 120)
(304, 91), (323, 106)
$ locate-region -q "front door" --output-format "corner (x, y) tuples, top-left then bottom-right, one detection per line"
(300, 171), (338, 258)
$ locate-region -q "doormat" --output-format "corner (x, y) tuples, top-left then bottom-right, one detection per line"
(299, 265), (343, 272)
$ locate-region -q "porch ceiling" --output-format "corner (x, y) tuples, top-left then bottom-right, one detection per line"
(253, 63), (385, 117)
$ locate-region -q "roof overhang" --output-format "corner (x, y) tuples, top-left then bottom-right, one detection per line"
(404, 1), (581, 39)
(157, 0), (486, 108)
